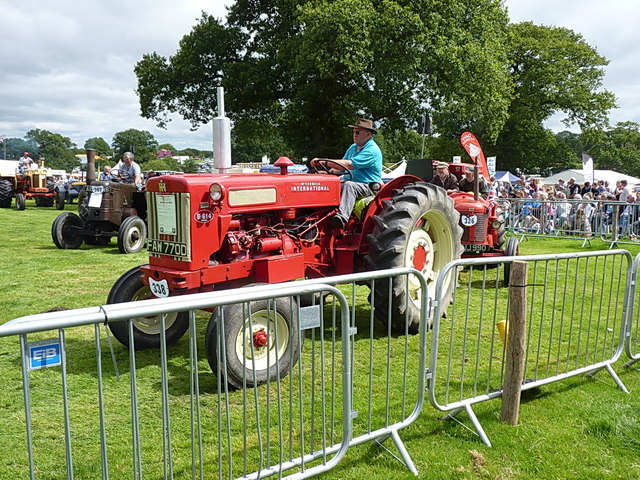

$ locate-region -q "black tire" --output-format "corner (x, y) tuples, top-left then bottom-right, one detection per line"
(503, 236), (520, 287)
(16, 193), (26, 210)
(117, 216), (147, 254)
(205, 297), (301, 389)
(78, 189), (89, 220)
(56, 191), (65, 210)
(46, 178), (56, 192)
(106, 266), (190, 349)
(66, 191), (73, 204)
(495, 204), (507, 249)
(365, 182), (463, 333)
(35, 196), (54, 207)
(51, 212), (84, 249)
(0, 179), (13, 208)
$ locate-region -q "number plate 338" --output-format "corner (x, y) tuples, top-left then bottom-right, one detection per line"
(149, 277), (170, 298)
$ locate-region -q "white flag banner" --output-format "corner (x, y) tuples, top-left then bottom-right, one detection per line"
(486, 156), (496, 175)
(582, 153), (594, 184)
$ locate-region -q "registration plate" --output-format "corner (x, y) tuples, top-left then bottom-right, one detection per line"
(88, 192), (102, 208)
(147, 239), (189, 257)
(464, 244), (488, 253)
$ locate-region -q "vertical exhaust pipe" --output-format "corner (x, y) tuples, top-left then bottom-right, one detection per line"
(86, 148), (96, 184)
(213, 86), (232, 173)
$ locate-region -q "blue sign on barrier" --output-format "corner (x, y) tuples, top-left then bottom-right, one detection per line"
(28, 340), (62, 370)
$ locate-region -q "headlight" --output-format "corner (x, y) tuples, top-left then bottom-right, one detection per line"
(491, 220), (502, 229)
(209, 183), (223, 202)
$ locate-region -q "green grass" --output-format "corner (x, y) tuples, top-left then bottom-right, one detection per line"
(1, 202), (640, 479)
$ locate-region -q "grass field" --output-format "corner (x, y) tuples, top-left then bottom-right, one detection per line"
(1, 201), (640, 479)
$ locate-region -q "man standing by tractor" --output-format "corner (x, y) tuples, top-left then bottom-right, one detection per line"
(310, 118), (382, 229)
(431, 161), (459, 193)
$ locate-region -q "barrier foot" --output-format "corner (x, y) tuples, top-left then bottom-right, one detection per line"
(622, 357), (639, 368)
(374, 430), (418, 476)
(586, 364), (629, 394)
(443, 405), (492, 447)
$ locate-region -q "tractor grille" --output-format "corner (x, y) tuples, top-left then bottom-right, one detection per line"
(146, 192), (192, 261)
(461, 213), (487, 243)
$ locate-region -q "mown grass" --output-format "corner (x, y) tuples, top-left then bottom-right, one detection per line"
(1, 201), (640, 479)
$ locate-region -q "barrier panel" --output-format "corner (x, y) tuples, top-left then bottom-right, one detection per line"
(428, 250), (632, 447)
(0, 267), (429, 479)
(624, 253), (640, 367)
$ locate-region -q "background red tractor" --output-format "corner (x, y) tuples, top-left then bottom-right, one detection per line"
(0, 160), (65, 210)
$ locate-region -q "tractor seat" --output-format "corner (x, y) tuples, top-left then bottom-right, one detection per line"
(353, 181), (384, 219)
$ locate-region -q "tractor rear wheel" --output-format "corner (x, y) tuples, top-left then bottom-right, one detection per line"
(106, 265), (189, 349)
(51, 212), (84, 249)
(205, 297), (301, 389)
(365, 182), (463, 333)
(0, 179), (13, 207)
(15, 193), (26, 210)
(117, 216), (147, 254)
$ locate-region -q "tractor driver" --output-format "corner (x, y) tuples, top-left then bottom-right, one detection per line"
(431, 161), (459, 193)
(116, 151), (142, 189)
(18, 152), (35, 174)
(459, 165), (488, 198)
(310, 118), (382, 229)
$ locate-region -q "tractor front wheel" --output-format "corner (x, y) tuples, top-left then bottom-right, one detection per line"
(56, 191), (65, 210)
(106, 266), (189, 349)
(15, 193), (26, 210)
(365, 182), (463, 333)
(117, 216), (147, 254)
(503, 236), (520, 286)
(205, 297), (301, 389)
(51, 212), (84, 249)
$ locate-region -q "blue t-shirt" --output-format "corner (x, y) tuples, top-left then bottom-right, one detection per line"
(343, 138), (382, 184)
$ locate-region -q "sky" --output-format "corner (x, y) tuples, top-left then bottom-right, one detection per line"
(1, 1), (639, 153)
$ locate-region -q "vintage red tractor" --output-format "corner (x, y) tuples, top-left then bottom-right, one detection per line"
(0, 160), (65, 210)
(106, 156), (466, 387)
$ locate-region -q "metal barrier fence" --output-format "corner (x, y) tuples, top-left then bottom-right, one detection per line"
(498, 198), (640, 247)
(624, 253), (640, 368)
(428, 250), (632, 447)
(0, 267), (429, 479)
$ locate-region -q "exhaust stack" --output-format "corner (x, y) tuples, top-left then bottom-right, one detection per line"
(86, 148), (96, 184)
(213, 87), (232, 173)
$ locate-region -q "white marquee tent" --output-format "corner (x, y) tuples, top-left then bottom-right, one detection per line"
(542, 169), (640, 187)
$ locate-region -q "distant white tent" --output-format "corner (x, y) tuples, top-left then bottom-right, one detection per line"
(542, 169), (640, 186)
(494, 170), (519, 183)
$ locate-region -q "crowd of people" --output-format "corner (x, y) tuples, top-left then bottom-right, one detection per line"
(489, 174), (640, 237)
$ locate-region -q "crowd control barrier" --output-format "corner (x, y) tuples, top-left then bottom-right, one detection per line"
(428, 250), (632, 447)
(0, 267), (429, 479)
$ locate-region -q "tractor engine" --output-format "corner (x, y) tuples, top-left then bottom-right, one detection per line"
(450, 192), (505, 256)
(141, 160), (341, 294)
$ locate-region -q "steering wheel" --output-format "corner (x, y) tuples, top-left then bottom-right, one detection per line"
(312, 159), (353, 181)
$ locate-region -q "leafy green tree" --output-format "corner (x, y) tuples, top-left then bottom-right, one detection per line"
(2, 137), (37, 160)
(491, 22), (616, 173)
(135, 0), (512, 159)
(25, 129), (78, 171)
(111, 129), (159, 164)
(139, 157), (183, 173)
(181, 158), (200, 173)
(84, 137), (112, 158)
(581, 122), (640, 177)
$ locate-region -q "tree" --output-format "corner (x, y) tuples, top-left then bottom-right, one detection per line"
(2, 137), (37, 160)
(181, 158), (200, 173)
(84, 137), (112, 158)
(491, 22), (616, 173)
(111, 129), (159, 165)
(581, 122), (640, 177)
(25, 129), (78, 171)
(139, 157), (183, 172)
(135, 0), (513, 159)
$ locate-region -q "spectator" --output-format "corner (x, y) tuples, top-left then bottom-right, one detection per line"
(567, 177), (580, 198)
(581, 181), (597, 197)
(555, 178), (567, 193)
(555, 192), (572, 231)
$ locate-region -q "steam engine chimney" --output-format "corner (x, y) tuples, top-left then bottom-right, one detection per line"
(213, 86), (232, 173)
(86, 148), (96, 184)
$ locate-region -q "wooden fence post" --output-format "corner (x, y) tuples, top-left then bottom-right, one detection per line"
(500, 260), (528, 425)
